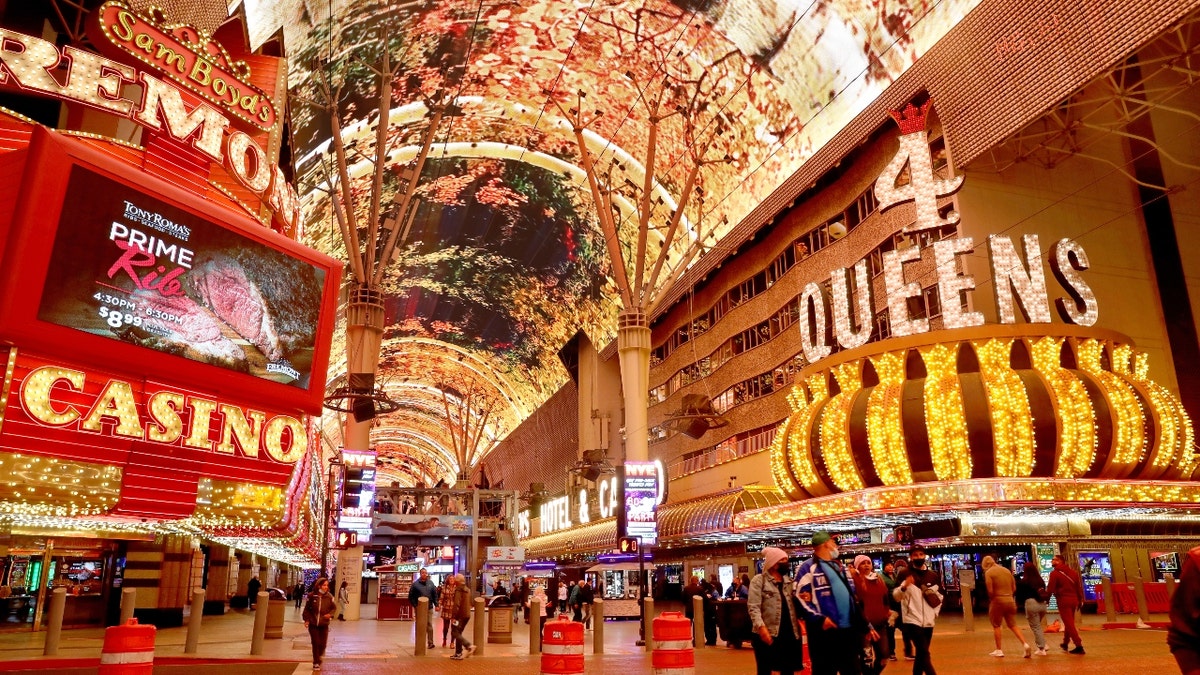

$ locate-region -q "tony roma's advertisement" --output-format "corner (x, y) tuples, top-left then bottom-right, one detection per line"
(37, 166), (327, 389)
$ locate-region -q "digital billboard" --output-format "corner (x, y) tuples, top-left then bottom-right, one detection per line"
(38, 167), (325, 389)
(623, 461), (660, 546)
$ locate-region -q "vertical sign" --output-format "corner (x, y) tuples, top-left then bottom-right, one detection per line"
(338, 449), (376, 541)
(1032, 543), (1059, 611)
(623, 461), (659, 546)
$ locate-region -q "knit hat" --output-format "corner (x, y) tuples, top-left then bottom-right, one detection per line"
(811, 531), (833, 547)
(853, 555), (872, 569)
(763, 546), (789, 570)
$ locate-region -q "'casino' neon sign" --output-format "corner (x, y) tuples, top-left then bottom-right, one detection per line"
(18, 365), (306, 464)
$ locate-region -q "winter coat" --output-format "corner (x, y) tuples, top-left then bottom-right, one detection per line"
(303, 591), (337, 627)
(794, 557), (857, 626)
(408, 578), (439, 607)
(1048, 566), (1084, 605)
(893, 567), (941, 628)
(453, 584), (472, 622)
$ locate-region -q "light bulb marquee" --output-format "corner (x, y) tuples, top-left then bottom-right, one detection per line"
(771, 100), (1195, 509)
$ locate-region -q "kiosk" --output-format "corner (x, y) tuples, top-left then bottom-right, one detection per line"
(375, 563), (420, 620)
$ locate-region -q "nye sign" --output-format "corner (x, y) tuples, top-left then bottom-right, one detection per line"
(0, 25), (297, 229)
(37, 167), (326, 389)
(798, 101), (1099, 365)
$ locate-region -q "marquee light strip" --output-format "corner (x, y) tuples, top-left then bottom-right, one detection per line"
(1030, 337), (1096, 478)
(974, 339), (1035, 477)
(789, 374), (833, 499)
(1077, 339), (1146, 475)
(866, 351), (913, 485)
(919, 343), (973, 480)
(821, 362), (866, 492)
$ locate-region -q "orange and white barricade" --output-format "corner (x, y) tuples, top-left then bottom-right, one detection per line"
(652, 611), (695, 675)
(540, 615), (585, 675)
(99, 618), (156, 674)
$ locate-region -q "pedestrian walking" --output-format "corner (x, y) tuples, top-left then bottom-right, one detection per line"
(558, 581), (568, 613)
(1169, 545), (1200, 673)
(894, 545), (941, 675)
(852, 555), (891, 671)
(982, 556), (1031, 657)
(408, 568), (439, 649)
(293, 581), (305, 609)
(880, 560), (903, 661)
(795, 530), (864, 674)
(1016, 562), (1049, 656)
(302, 577), (336, 671)
(747, 547), (803, 675)
(336, 580), (349, 621)
(580, 580), (595, 630)
(449, 573), (476, 660)
(438, 577), (454, 647)
(1047, 554), (1085, 654)
(247, 575), (261, 610)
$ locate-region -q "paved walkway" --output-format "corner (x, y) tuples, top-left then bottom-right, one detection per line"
(0, 603), (1183, 674)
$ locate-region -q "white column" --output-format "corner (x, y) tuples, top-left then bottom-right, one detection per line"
(336, 546), (365, 621)
(617, 309), (651, 462)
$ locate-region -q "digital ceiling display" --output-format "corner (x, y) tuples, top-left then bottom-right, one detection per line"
(38, 167), (327, 389)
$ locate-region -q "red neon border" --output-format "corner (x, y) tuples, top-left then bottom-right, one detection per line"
(0, 126), (341, 415)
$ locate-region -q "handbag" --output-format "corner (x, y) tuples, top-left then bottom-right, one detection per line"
(1037, 586), (1051, 602)
(922, 585), (942, 609)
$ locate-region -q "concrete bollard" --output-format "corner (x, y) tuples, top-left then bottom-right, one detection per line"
(1166, 573), (1178, 601)
(43, 588), (66, 656)
(1102, 576), (1117, 622)
(473, 597), (486, 657)
(1133, 576), (1151, 622)
(692, 595), (704, 648)
(961, 583), (975, 632)
(415, 597), (429, 656)
(643, 597), (655, 651)
(593, 599), (604, 654)
(120, 587), (136, 624)
(185, 589), (204, 654)
(529, 599), (541, 654)
(250, 591), (269, 655)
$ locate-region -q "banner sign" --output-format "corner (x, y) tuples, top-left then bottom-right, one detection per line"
(486, 546), (525, 563)
(624, 461), (659, 546)
(37, 166), (325, 389)
(372, 513), (473, 538)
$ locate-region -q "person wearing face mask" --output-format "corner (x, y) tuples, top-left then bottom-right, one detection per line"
(302, 577), (337, 671)
(893, 546), (941, 675)
(795, 531), (862, 674)
(747, 547), (803, 675)
(852, 556), (890, 672)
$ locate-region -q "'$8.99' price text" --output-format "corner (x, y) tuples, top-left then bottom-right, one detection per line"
(98, 305), (141, 329)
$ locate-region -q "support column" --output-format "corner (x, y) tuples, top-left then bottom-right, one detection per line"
(617, 309), (651, 462)
(203, 545), (230, 615)
(335, 546), (364, 621)
(234, 553), (253, 610)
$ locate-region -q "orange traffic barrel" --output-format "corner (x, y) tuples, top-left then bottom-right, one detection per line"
(540, 615), (584, 674)
(652, 611), (694, 675)
(99, 618), (156, 674)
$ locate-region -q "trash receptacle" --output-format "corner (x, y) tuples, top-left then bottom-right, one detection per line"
(715, 599), (752, 648)
(488, 598), (514, 644)
(265, 588), (288, 639)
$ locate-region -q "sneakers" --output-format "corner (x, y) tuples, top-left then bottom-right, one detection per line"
(905, 655), (916, 661)
(427, 642), (436, 649)
(466, 645), (476, 657)
(312, 665), (321, 671)
(450, 654), (465, 660)
(1060, 641), (1069, 652)
(1023, 643), (1032, 658)
(989, 649), (1005, 657)
(1070, 646), (1086, 654)
(888, 654), (897, 661)
(1035, 648), (1048, 656)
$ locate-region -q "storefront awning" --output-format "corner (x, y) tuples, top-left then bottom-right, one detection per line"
(521, 517), (617, 560)
(658, 487), (787, 544)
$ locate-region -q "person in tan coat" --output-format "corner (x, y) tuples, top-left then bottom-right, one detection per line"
(983, 556), (1031, 658)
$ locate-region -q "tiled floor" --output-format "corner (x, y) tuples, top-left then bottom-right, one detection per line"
(0, 602), (1182, 674)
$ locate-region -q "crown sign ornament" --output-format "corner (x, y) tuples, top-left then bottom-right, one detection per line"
(874, 99), (964, 234)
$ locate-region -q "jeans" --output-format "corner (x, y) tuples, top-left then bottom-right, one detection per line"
(806, 622), (862, 675)
(452, 617), (472, 655)
(581, 602), (592, 628)
(441, 616), (452, 644)
(901, 623), (935, 675)
(307, 625), (328, 665)
(1024, 598), (1046, 650)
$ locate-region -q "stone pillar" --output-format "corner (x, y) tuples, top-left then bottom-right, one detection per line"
(335, 546), (364, 621)
(234, 552), (253, 610)
(617, 308), (651, 462)
(204, 545), (230, 615)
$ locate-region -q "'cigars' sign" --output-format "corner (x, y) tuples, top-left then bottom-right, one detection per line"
(95, 1), (277, 131)
(13, 363), (305, 464)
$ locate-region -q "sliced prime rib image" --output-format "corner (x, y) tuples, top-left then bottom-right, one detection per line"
(120, 290), (247, 370)
(185, 249), (321, 362)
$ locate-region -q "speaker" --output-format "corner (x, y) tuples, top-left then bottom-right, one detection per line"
(581, 465), (603, 482)
(678, 417), (710, 439)
(349, 372), (376, 422)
